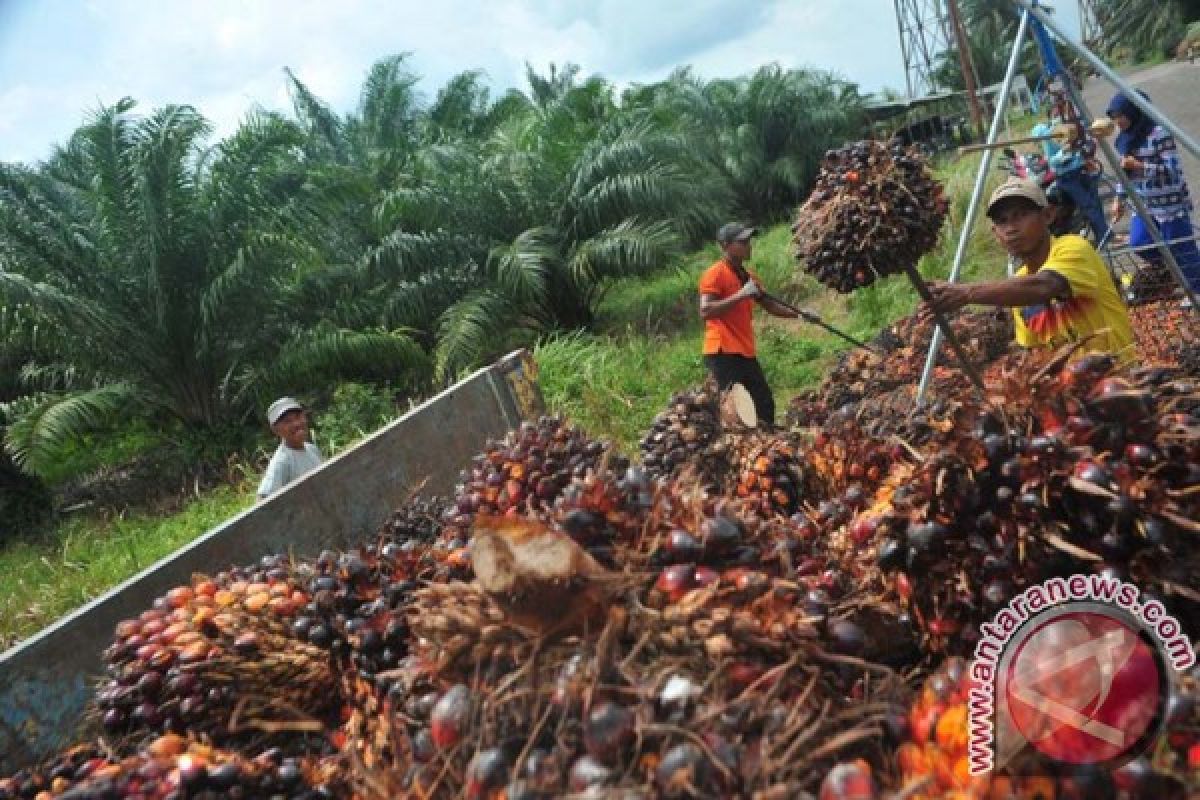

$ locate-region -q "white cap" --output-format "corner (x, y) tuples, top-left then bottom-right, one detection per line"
(267, 397), (304, 426)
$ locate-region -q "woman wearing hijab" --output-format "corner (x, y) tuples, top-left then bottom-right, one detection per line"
(1106, 91), (1200, 298)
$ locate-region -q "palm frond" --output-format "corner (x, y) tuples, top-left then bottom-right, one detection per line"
(486, 227), (556, 303)
(3, 383), (138, 476)
(435, 289), (523, 377)
(242, 328), (430, 407)
(285, 67), (346, 160)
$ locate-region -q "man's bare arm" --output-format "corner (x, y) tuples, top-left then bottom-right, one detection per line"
(922, 271), (1069, 317)
(700, 284), (759, 319)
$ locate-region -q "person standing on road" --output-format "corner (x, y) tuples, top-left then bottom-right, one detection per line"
(1106, 91), (1200, 297)
(698, 223), (798, 429)
(257, 396), (324, 501)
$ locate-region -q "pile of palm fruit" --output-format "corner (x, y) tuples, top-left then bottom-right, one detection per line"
(4, 344), (1200, 799)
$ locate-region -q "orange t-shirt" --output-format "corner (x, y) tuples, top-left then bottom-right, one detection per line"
(699, 259), (759, 357)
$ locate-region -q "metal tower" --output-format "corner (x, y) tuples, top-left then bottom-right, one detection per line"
(1077, 0), (1103, 48)
(894, 0), (953, 97)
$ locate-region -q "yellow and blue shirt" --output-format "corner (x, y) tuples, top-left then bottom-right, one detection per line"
(1012, 235), (1134, 357)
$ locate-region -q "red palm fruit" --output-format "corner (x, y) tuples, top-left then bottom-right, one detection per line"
(430, 684), (472, 749)
(165, 587), (194, 609)
(935, 704), (968, 757)
(818, 759), (876, 800)
(693, 566), (720, 589)
(909, 701), (941, 745)
(583, 703), (635, 765)
(849, 515), (879, 545)
(895, 742), (927, 777)
(655, 565), (695, 603)
(465, 748), (509, 800)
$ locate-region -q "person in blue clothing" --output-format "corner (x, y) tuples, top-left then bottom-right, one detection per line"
(1033, 93), (1109, 242)
(1106, 90), (1200, 298)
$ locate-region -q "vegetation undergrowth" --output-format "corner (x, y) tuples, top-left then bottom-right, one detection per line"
(0, 484), (253, 649)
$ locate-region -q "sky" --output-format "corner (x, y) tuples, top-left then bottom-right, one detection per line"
(0, 0), (1083, 164)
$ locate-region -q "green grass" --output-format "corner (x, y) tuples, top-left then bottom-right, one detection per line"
(0, 483), (254, 649)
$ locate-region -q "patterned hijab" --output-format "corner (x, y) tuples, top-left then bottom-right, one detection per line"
(1106, 91), (1155, 156)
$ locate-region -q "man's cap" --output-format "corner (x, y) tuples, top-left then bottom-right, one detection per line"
(716, 222), (756, 243)
(267, 397), (305, 426)
(986, 178), (1048, 218)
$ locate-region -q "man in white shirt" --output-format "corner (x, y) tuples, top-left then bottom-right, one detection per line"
(257, 397), (323, 500)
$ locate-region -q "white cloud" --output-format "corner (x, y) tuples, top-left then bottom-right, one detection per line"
(4, 0), (1029, 163)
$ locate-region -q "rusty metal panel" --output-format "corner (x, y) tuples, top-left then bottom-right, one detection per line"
(0, 350), (542, 771)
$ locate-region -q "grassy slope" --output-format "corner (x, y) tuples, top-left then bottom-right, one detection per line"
(0, 152), (1009, 649)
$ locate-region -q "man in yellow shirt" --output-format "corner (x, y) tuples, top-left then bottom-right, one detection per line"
(923, 178), (1133, 356)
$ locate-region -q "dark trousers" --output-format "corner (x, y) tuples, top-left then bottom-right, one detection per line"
(704, 353), (775, 429)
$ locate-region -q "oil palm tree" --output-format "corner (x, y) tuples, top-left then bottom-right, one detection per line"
(1094, 0), (1190, 59)
(642, 64), (864, 224)
(418, 67), (726, 374)
(0, 99), (426, 476)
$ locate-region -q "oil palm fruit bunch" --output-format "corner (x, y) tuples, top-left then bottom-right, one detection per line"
(378, 494), (447, 545)
(0, 743), (105, 799)
(727, 433), (811, 517)
(805, 413), (903, 500)
(292, 545), (423, 680)
(9, 734), (330, 799)
(96, 570), (329, 744)
(640, 383), (723, 483)
(890, 656), (1059, 799)
(790, 310), (1013, 426)
(553, 463), (654, 565)
(792, 139), (949, 292)
(406, 581), (530, 676)
(449, 416), (612, 528)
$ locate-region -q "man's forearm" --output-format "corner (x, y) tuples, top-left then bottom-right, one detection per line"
(701, 293), (748, 319)
(962, 278), (1059, 308)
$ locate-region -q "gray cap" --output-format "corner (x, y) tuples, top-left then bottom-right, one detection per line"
(716, 222), (756, 244)
(267, 396), (305, 426)
(986, 177), (1048, 218)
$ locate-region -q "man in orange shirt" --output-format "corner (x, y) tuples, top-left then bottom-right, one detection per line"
(699, 223), (798, 429)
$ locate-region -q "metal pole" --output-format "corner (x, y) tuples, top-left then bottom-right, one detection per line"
(1012, 0), (1200, 161)
(914, 8), (1032, 406)
(1012, 3), (1200, 311)
(1056, 79), (1200, 311)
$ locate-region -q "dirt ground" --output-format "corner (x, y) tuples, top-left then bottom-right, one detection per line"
(1080, 59), (1200, 206)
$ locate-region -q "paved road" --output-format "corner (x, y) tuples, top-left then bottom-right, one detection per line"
(1080, 60), (1200, 202)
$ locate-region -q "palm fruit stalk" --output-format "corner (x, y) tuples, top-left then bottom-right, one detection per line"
(792, 139), (949, 293)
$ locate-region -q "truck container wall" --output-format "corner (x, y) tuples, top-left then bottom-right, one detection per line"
(0, 350), (543, 771)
